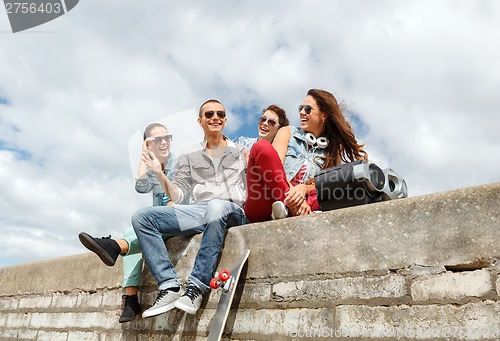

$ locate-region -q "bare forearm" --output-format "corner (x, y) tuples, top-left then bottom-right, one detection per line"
(154, 171), (180, 202)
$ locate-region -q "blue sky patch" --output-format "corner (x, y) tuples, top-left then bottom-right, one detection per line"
(0, 258), (15, 267)
(229, 101), (261, 140)
(0, 140), (33, 160)
(0, 95), (9, 105)
(345, 110), (369, 139)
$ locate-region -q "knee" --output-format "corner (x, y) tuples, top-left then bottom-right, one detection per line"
(250, 139), (273, 155)
(206, 199), (230, 213)
(131, 207), (152, 232)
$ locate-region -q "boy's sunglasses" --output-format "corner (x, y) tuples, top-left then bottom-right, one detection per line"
(298, 105), (314, 115)
(258, 116), (279, 127)
(204, 111), (226, 119)
(152, 135), (173, 144)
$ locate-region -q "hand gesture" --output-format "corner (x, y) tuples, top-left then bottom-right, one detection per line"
(142, 137), (154, 154)
(141, 150), (162, 176)
(289, 199), (311, 216)
(284, 184), (308, 211)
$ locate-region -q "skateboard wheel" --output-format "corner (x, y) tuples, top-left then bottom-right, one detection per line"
(210, 277), (219, 289)
(219, 270), (230, 282)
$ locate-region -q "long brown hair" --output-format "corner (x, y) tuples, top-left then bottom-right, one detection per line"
(307, 89), (368, 169)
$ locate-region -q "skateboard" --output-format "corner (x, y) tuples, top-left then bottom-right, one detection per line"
(207, 249), (250, 341)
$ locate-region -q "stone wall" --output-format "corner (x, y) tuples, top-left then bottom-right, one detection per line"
(0, 182), (499, 340)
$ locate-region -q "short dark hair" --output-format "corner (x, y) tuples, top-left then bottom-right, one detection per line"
(199, 99), (224, 117)
(143, 123), (167, 140)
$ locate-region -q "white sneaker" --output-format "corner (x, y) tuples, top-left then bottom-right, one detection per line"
(142, 288), (181, 318)
(175, 284), (203, 315)
(271, 201), (288, 220)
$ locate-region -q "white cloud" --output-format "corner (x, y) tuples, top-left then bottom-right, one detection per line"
(1, 0), (499, 265)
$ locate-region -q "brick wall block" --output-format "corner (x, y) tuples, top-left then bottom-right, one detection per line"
(336, 302), (500, 339)
(0, 297), (18, 311)
(273, 275), (406, 302)
(67, 331), (100, 341)
(19, 295), (52, 309)
(0, 329), (19, 340)
(76, 292), (104, 309)
(29, 311), (118, 330)
(51, 293), (79, 309)
(101, 290), (122, 308)
(98, 333), (124, 341)
(229, 308), (335, 337)
(36, 330), (68, 341)
(230, 282), (272, 306)
(5, 313), (31, 329)
(0, 313), (8, 327)
(411, 269), (492, 301)
(15, 329), (37, 340)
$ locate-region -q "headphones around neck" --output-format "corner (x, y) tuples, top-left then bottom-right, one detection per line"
(305, 132), (329, 149)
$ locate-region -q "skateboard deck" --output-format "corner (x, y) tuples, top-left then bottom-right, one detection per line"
(207, 249), (250, 341)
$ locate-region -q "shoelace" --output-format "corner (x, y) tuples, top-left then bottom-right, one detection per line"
(154, 289), (169, 304)
(183, 285), (201, 302)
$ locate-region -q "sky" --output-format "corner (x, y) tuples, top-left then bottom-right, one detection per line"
(1, 0), (499, 266)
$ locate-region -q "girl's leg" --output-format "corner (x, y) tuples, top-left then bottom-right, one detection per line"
(122, 227), (143, 289)
(244, 140), (289, 222)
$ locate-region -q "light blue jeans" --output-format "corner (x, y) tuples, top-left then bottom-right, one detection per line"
(131, 199), (247, 292)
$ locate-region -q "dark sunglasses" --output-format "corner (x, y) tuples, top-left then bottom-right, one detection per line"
(298, 105), (314, 115)
(204, 110), (226, 119)
(258, 116), (279, 127)
(152, 135), (173, 144)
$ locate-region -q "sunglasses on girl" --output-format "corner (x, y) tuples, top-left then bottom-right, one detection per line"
(258, 116), (279, 127)
(204, 110), (226, 119)
(298, 105), (314, 115)
(152, 135), (173, 144)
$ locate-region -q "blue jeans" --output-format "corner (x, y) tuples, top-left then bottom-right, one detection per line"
(121, 227), (171, 288)
(131, 199), (247, 292)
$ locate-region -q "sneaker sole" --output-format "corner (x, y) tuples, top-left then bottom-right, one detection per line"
(78, 232), (116, 266)
(175, 300), (198, 315)
(119, 314), (139, 323)
(142, 301), (176, 318)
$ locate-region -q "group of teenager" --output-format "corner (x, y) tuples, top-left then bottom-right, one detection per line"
(78, 88), (368, 323)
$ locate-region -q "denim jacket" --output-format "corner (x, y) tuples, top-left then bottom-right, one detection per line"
(283, 126), (327, 182)
(173, 139), (247, 207)
(135, 154), (177, 206)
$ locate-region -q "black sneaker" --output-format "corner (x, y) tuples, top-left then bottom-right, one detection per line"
(78, 232), (121, 266)
(119, 295), (142, 323)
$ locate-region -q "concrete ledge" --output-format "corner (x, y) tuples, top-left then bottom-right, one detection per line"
(2, 182), (499, 296)
(0, 182), (499, 340)
(244, 182), (499, 279)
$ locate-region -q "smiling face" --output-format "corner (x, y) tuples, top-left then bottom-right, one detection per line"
(147, 126), (171, 163)
(299, 95), (327, 137)
(258, 110), (281, 142)
(198, 101), (226, 137)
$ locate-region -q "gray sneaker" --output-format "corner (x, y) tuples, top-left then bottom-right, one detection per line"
(142, 288), (181, 318)
(175, 284), (203, 314)
(271, 201), (288, 220)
